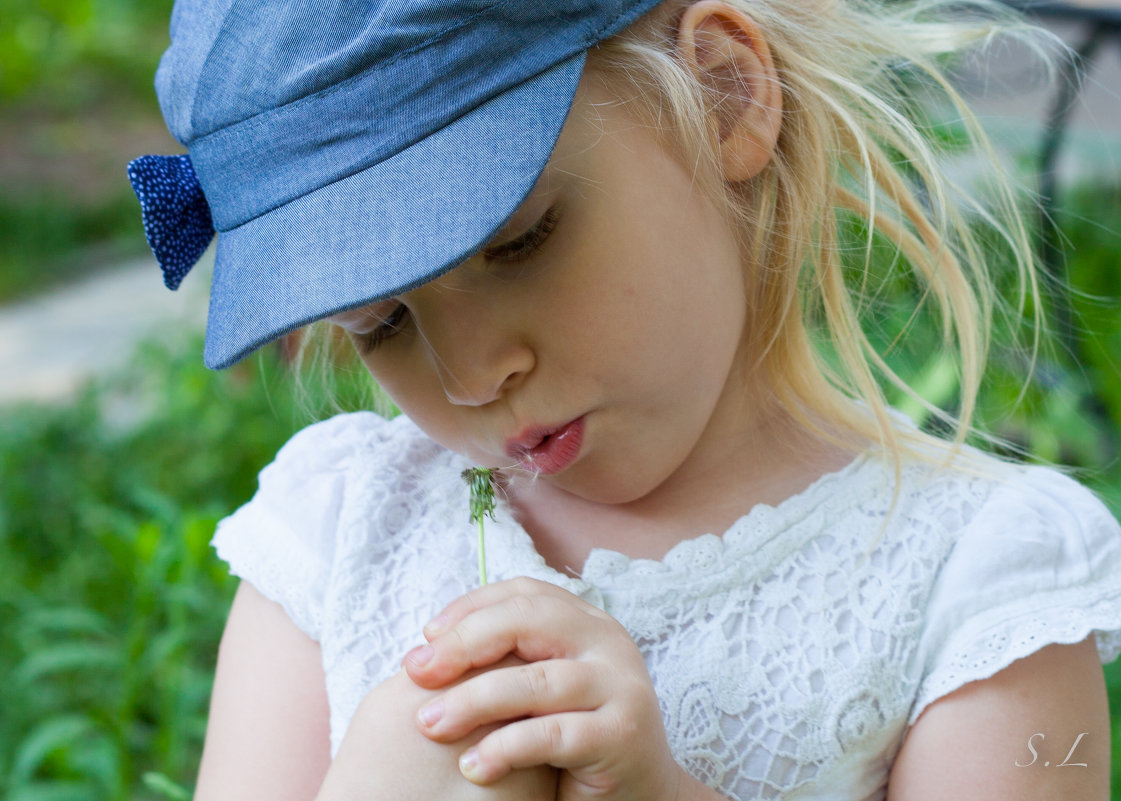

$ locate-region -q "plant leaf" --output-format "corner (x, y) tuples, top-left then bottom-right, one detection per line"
(142, 772), (192, 801)
(15, 642), (121, 685)
(9, 715), (97, 785)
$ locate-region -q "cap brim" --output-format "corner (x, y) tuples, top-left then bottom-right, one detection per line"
(202, 52), (586, 369)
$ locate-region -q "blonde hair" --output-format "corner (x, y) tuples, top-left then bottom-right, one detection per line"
(585, 0), (1049, 469)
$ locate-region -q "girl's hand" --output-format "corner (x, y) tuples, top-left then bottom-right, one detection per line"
(316, 656), (558, 801)
(403, 577), (716, 801)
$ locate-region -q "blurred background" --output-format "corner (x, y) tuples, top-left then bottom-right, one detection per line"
(0, 1), (1118, 799)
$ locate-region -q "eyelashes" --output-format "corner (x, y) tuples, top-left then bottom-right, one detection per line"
(482, 206), (561, 263)
(351, 303), (410, 354)
(353, 205), (561, 355)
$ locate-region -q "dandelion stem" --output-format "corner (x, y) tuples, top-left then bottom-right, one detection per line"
(476, 516), (488, 586)
(462, 467), (496, 586)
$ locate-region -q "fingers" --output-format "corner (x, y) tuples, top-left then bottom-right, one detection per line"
(458, 711), (612, 785)
(402, 579), (679, 797)
(422, 577), (596, 640)
(417, 658), (601, 742)
(405, 579), (616, 689)
(459, 702), (684, 799)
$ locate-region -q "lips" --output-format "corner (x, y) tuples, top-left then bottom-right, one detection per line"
(505, 416), (586, 475)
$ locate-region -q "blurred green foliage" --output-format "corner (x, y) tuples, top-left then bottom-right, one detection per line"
(0, 193), (147, 302)
(0, 0), (177, 304)
(0, 337), (377, 800)
(867, 182), (1121, 513)
(0, 0), (173, 108)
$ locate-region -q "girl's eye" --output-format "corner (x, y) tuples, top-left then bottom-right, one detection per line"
(483, 206), (561, 263)
(352, 304), (409, 354)
(351, 206), (559, 355)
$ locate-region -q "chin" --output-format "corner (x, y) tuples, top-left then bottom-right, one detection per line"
(551, 467), (670, 507)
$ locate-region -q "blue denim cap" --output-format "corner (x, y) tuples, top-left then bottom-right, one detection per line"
(138, 0), (665, 368)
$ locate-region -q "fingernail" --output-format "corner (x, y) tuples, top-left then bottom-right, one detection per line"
(424, 613), (450, 635)
(417, 699), (443, 727)
(459, 747), (479, 779)
(406, 644), (434, 667)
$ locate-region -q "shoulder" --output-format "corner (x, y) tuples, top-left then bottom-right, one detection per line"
(970, 460), (1116, 535)
(919, 459), (1121, 629)
(247, 411), (443, 521)
(231, 409), (467, 539)
(860, 410), (1113, 526)
(882, 449), (1119, 567)
(919, 457), (1119, 577)
(885, 458), (1118, 798)
(255, 410), (467, 494)
(889, 635), (1110, 800)
(904, 454), (1121, 718)
(211, 411), (454, 640)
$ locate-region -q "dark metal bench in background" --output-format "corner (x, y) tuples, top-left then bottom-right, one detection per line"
(1002, 0), (1120, 351)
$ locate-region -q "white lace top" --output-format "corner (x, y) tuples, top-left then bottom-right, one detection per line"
(213, 411), (1121, 801)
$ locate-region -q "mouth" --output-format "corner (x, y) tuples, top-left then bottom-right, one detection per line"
(505, 416), (586, 475)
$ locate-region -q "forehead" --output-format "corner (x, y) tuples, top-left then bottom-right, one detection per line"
(538, 71), (672, 196)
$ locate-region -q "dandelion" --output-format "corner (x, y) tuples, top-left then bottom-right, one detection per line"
(462, 467), (496, 586)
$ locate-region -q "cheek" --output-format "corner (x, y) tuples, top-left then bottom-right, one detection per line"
(358, 352), (495, 462)
(597, 231), (742, 358)
(359, 353), (441, 425)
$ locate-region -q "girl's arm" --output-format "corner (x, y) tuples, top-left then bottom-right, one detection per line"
(193, 581), (557, 801)
(316, 658), (557, 801)
(887, 636), (1110, 800)
(193, 581), (333, 801)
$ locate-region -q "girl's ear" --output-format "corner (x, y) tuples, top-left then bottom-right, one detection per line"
(675, 0), (783, 182)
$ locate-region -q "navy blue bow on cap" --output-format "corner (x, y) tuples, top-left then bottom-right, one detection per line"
(126, 154), (215, 290)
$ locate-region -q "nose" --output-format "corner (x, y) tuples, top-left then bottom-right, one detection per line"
(413, 291), (535, 407)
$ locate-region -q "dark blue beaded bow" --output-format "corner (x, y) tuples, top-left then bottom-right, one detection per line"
(127, 154), (215, 290)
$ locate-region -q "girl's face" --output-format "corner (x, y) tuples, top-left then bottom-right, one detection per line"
(331, 74), (765, 507)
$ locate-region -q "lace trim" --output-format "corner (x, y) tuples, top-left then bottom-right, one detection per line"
(212, 505), (327, 639)
(911, 583), (1121, 724)
(579, 454), (897, 588)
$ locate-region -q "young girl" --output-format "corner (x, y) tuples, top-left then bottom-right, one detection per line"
(128, 0), (1121, 799)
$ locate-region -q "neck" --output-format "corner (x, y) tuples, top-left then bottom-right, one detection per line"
(502, 400), (861, 575)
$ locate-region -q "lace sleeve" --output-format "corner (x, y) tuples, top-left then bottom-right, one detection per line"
(910, 467), (1121, 725)
(211, 412), (390, 641)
